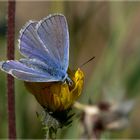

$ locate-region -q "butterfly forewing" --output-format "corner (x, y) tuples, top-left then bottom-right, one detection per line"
(37, 14), (69, 72)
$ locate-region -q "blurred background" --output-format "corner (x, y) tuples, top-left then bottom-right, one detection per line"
(0, 1), (140, 139)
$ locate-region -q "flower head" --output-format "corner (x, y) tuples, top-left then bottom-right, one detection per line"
(24, 68), (84, 111)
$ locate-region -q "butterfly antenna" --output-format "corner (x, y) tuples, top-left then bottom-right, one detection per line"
(80, 56), (95, 68)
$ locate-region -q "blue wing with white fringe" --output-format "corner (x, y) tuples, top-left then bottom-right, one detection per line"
(0, 14), (69, 82)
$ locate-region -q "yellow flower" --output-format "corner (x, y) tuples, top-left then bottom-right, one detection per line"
(24, 68), (84, 112)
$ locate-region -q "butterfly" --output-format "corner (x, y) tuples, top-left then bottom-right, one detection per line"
(0, 14), (84, 111)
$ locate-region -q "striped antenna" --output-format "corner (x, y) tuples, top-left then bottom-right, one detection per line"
(80, 56), (95, 68)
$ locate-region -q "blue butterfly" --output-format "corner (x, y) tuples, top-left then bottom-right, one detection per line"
(0, 14), (70, 82)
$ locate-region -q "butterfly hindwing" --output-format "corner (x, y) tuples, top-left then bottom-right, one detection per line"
(0, 60), (62, 82)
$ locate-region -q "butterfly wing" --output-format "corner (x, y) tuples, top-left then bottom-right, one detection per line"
(0, 60), (62, 82)
(1, 14), (69, 82)
(37, 14), (69, 72)
(19, 21), (59, 69)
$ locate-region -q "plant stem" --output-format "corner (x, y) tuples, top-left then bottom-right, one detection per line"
(7, 0), (16, 139)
